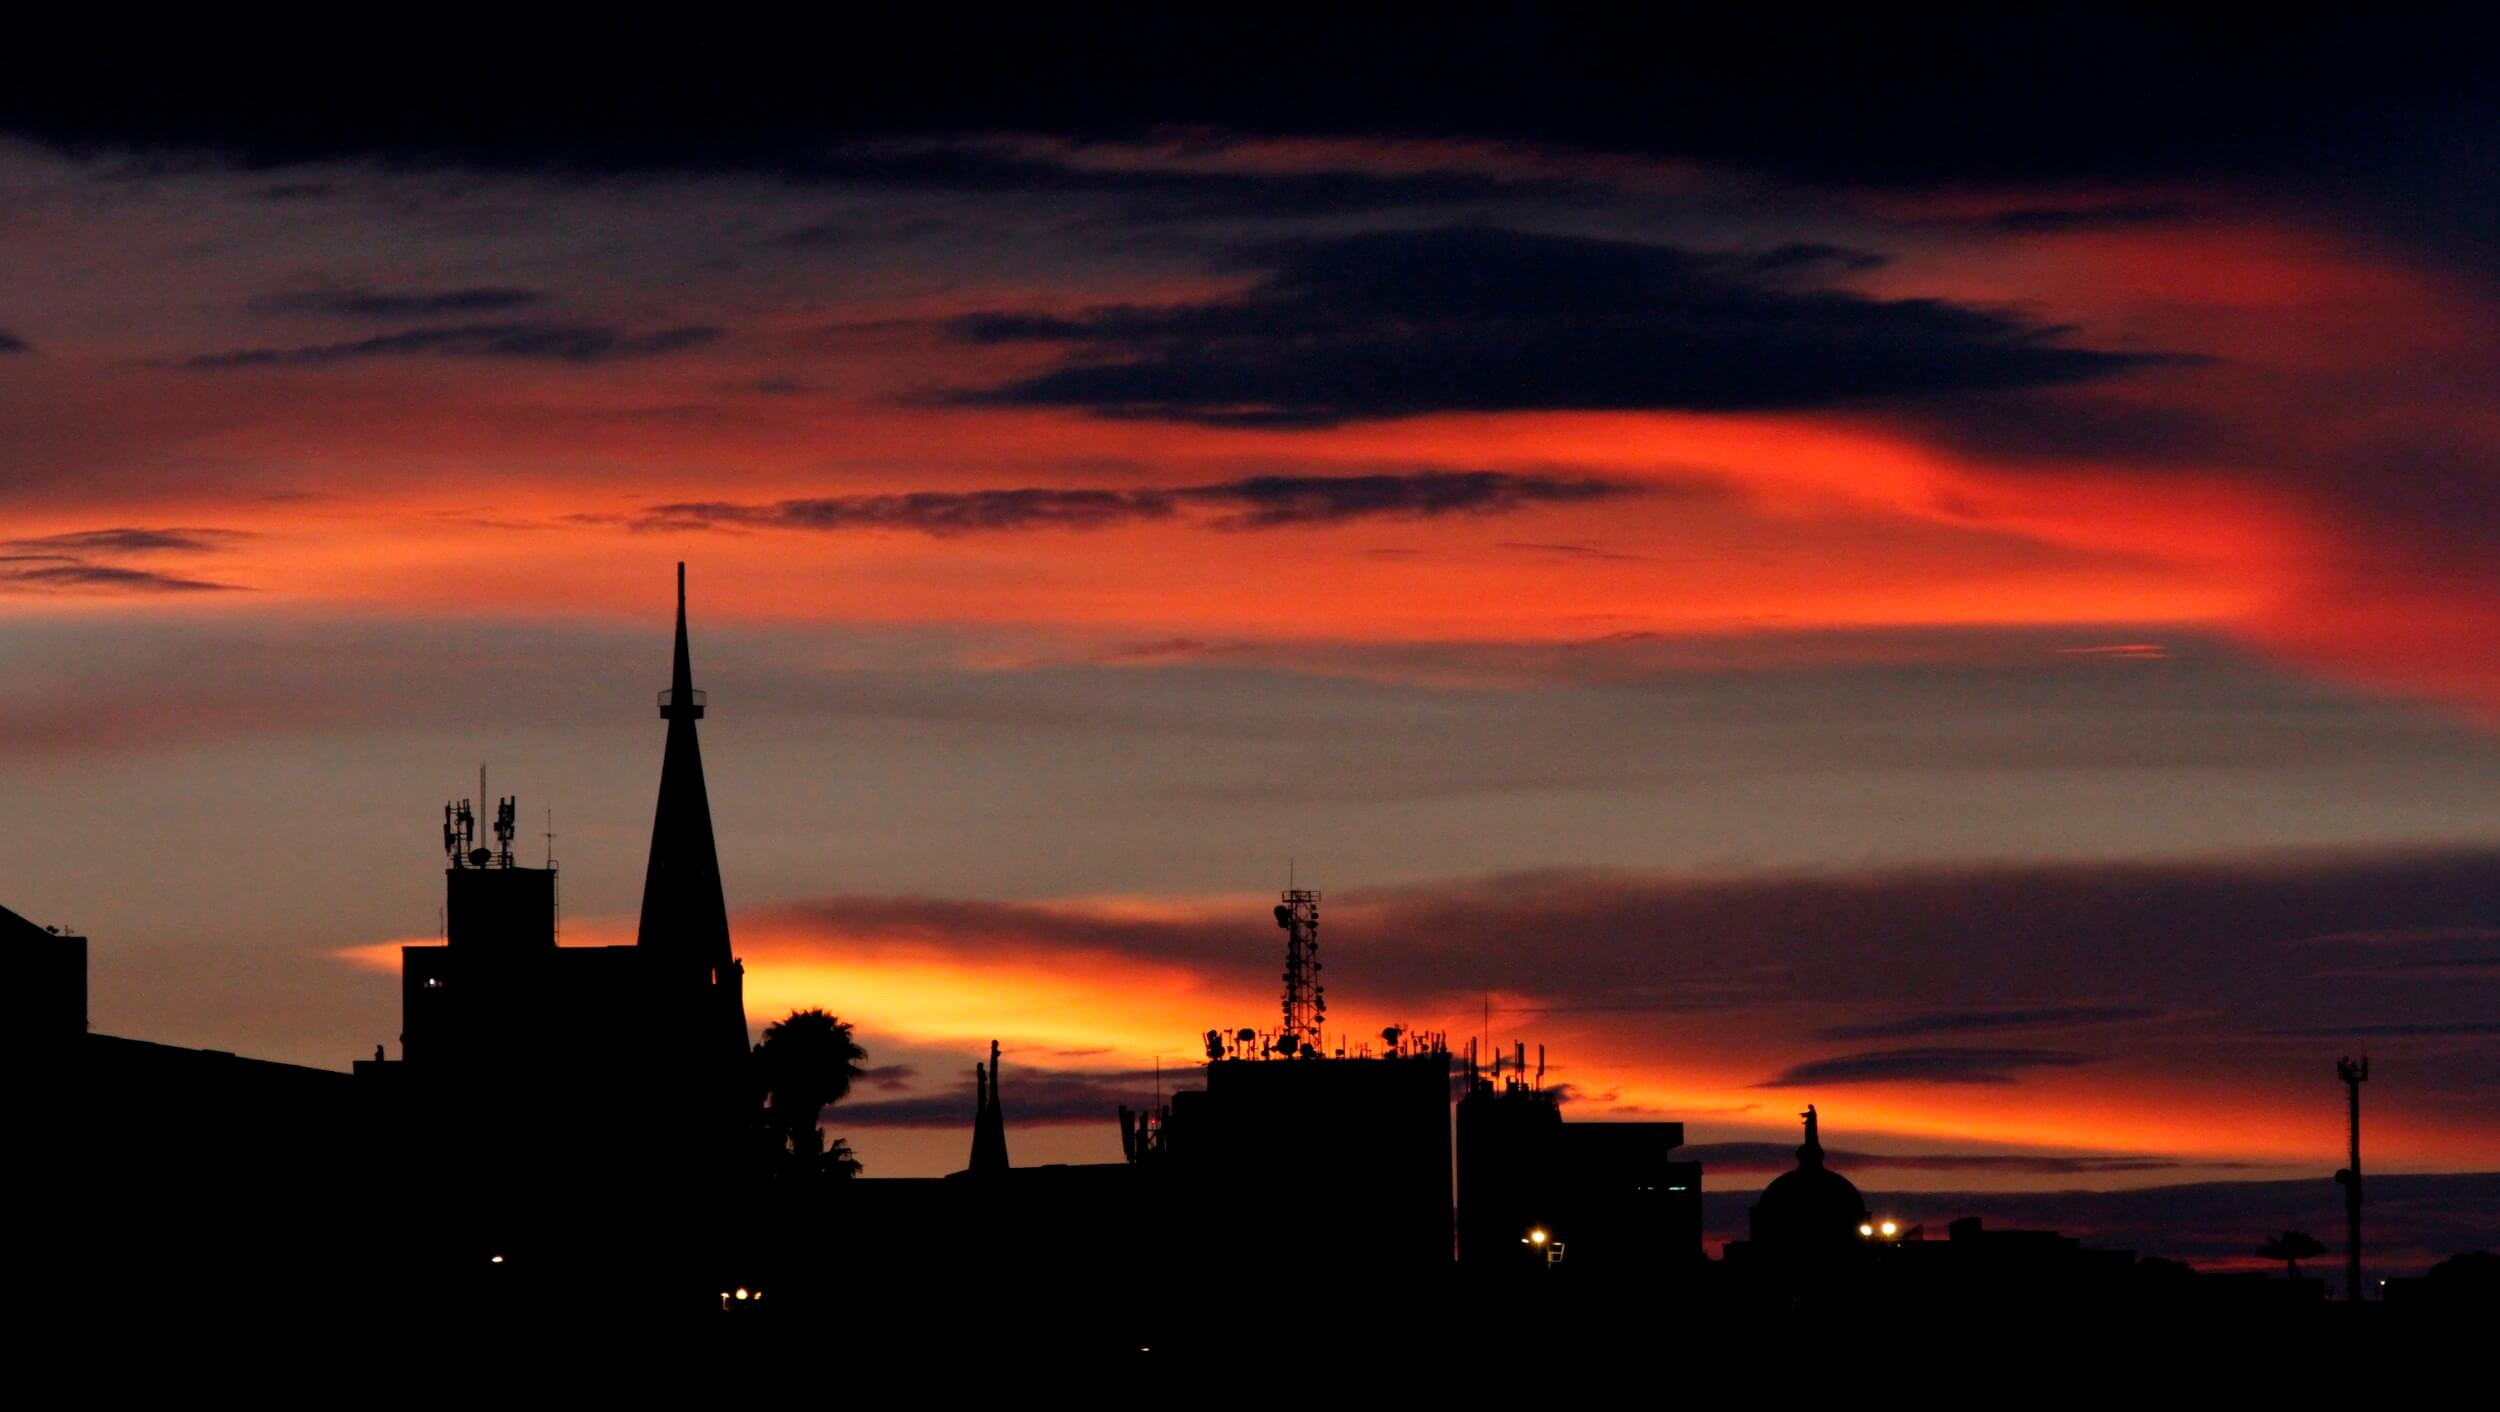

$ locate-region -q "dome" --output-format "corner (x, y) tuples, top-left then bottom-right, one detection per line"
(1749, 1106), (1867, 1250)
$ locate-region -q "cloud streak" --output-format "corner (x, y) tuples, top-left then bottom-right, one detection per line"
(640, 470), (1640, 535)
(184, 321), (721, 368)
(1757, 1046), (2099, 1087)
(1815, 1005), (2161, 1042)
(5, 527), (246, 555)
(775, 140), (1580, 225)
(0, 560), (236, 593)
(248, 286), (549, 318)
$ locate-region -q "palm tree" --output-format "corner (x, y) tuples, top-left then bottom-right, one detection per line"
(755, 1008), (867, 1177)
(2256, 1229), (2328, 1280)
(822, 1136), (863, 1179)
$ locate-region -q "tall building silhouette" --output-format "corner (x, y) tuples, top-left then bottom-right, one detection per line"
(377, 563), (756, 1307)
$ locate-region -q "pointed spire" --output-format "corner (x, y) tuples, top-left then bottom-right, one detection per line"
(637, 563), (735, 986)
(969, 1039), (1010, 1173)
(1798, 1103), (1824, 1168)
(661, 561), (702, 720)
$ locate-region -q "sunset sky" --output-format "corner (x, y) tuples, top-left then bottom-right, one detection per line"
(4, 12), (2498, 1217)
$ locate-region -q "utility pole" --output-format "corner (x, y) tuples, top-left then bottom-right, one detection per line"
(2334, 1055), (2368, 1301)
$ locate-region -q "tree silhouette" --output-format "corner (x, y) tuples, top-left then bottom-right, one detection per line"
(755, 1008), (867, 1177)
(822, 1136), (863, 1179)
(2256, 1229), (2327, 1279)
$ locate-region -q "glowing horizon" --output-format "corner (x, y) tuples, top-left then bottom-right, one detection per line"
(12, 36), (2500, 1215)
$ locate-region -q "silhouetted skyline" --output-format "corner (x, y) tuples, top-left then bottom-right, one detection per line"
(14, 565), (2495, 1332)
(5, 10), (2500, 1237)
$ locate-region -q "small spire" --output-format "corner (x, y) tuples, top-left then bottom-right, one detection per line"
(969, 1038), (1010, 1173)
(662, 561), (702, 719)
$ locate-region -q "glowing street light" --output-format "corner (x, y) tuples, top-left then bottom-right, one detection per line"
(1858, 1223), (1875, 1237)
(1879, 1220), (1899, 1237)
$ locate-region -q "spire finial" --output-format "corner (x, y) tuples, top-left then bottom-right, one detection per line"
(661, 562), (703, 719)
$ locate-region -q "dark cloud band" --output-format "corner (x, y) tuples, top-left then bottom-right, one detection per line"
(248, 287), (549, 318)
(1757, 1046), (2098, 1088)
(5, 527), (245, 555)
(950, 227), (2171, 425)
(1815, 1005), (2161, 1042)
(185, 321), (721, 368)
(639, 469), (1640, 535)
(0, 561), (235, 593)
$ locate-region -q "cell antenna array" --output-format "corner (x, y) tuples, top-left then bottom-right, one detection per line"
(1274, 887), (1324, 1055)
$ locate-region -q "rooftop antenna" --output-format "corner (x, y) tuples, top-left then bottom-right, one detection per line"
(443, 796), (477, 868)
(493, 795), (516, 868)
(2335, 1054), (2369, 1301)
(1273, 883), (1324, 1055)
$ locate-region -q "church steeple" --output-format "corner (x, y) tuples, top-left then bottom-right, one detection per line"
(637, 563), (736, 994)
(969, 1039), (1010, 1173)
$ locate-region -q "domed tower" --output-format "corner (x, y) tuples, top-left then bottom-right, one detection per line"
(1748, 1105), (1868, 1256)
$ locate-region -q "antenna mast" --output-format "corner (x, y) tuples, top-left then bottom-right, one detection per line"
(1272, 887), (1324, 1056)
(493, 795), (516, 868)
(2335, 1054), (2369, 1301)
(443, 797), (477, 867)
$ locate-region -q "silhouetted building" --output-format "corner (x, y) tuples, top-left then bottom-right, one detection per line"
(1163, 1043), (1455, 1273)
(2385, 1249), (2500, 1310)
(1719, 1105), (1873, 1307)
(1748, 1104), (1868, 1253)
(2, 902), (83, 1045)
(15, 912), (366, 1315)
(1456, 1048), (1703, 1276)
(374, 563), (755, 1307)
